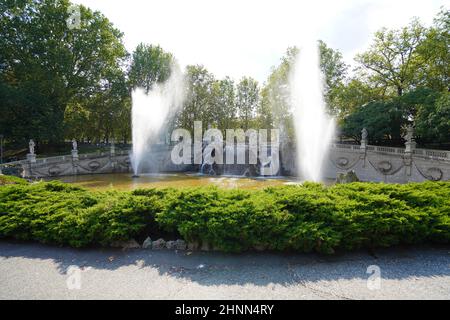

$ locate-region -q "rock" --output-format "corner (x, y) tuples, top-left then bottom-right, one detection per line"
(174, 239), (187, 250)
(166, 241), (176, 250)
(142, 237), (152, 249)
(111, 239), (140, 249)
(336, 170), (359, 184)
(152, 238), (166, 250)
(187, 241), (200, 251)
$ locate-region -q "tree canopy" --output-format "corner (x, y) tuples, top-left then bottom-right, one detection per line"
(0, 1), (448, 152)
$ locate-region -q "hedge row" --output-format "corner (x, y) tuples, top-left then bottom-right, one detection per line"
(0, 177), (449, 253)
(0, 175), (28, 186)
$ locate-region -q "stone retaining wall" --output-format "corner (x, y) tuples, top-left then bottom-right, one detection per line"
(1, 143), (449, 183)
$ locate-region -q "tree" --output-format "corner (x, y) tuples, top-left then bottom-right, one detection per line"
(210, 77), (236, 132)
(355, 19), (426, 97)
(0, 0), (128, 144)
(175, 65), (215, 133)
(333, 79), (387, 122)
(341, 100), (407, 144)
(417, 8), (450, 92)
(318, 40), (348, 114)
(260, 43), (348, 136)
(128, 43), (174, 93)
(259, 47), (296, 137)
(415, 92), (450, 144)
(236, 77), (259, 131)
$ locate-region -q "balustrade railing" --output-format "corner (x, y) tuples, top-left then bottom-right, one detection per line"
(331, 143), (448, 160)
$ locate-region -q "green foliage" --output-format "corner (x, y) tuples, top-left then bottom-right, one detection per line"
(416, 92), (450, 143)
(341, 11), (449, 145)
(174, 65), (216, 133)
(318, 40), (349, 115)
(341, 100), (406, 143)
(417, 8), (450, 92)
(259, 43), (348, 136)
(0, 181), (157, 247)
(0, 175), (28, 186)
(1, 2), (447, 148)
(129, 43), (174, 93)
(341, 88), (449, 145)
(236, 77), (259, 130)
(210, 77), (237, 132)
(0, 0), (128, 143)
(1, 180), (448, 253)
(355, 19), (426, 97)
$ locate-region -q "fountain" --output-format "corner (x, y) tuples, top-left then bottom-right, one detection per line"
(131, 66), (184, 176)
(289, 39), (335, 182)
(131, 38), (334, 182)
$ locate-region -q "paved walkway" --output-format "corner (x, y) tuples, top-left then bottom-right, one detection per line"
(0, 241), (449, 299)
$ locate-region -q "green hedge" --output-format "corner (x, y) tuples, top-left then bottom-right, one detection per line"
(0, 178), (449, 253)
(0, 175), (28, 185)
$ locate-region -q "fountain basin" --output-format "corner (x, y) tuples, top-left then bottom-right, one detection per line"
(45, 172), (299, 191)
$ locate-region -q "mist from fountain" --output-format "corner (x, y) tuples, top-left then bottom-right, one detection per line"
(289, 39), (335, 182)
(131, 66), (185, 176)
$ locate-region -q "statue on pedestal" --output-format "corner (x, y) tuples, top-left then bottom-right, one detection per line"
(29, 139), (35, 155)
(71, 139), (79, 161)
(404, 126), (414, 144)
(110, 138), (116, 155)
(27, 139), (36, 163)
(72, 139), (78, 151)
(360, 128), (368, 154)
(404, 125), (416, 154)
(361, 128), (368, 142)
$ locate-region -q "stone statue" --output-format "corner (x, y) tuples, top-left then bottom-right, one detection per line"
(361, 128), (368, 141)
(404, 126), (414, 143)
(110, 138), (116, 155)
(336, 170), (360, 184)
(29, 139), (35, 155)
(72, 139), (78, 151)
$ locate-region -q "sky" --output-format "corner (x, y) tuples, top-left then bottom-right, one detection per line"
(73, 0), (447, 83)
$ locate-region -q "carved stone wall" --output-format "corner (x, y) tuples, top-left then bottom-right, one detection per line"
(2, 144), (449, 183)
(322, 144), (448, 182)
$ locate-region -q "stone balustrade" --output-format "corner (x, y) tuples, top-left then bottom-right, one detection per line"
(1, 141), (449, 183)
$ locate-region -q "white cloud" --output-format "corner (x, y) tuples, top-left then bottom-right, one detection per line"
(73, 0), (447, 83)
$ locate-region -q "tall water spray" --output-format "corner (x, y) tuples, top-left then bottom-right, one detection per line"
(290, 39), (335, 182)
(131, 67), (184, 175)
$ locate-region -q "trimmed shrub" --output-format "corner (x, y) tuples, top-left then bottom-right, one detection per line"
(0, 175), (27, 185)
(0, 177), (449, 253)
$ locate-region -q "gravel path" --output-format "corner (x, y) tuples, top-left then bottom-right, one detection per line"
(0, 241), (449, 300)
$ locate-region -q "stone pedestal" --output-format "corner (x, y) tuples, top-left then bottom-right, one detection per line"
(360, 139), (368, 167)
(404, 141), (416, 177)
(405, 141), (416, 154)
(71, 150), (79, 161)
(360, 140), (367, 150)
(27, 153), (36, 163)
